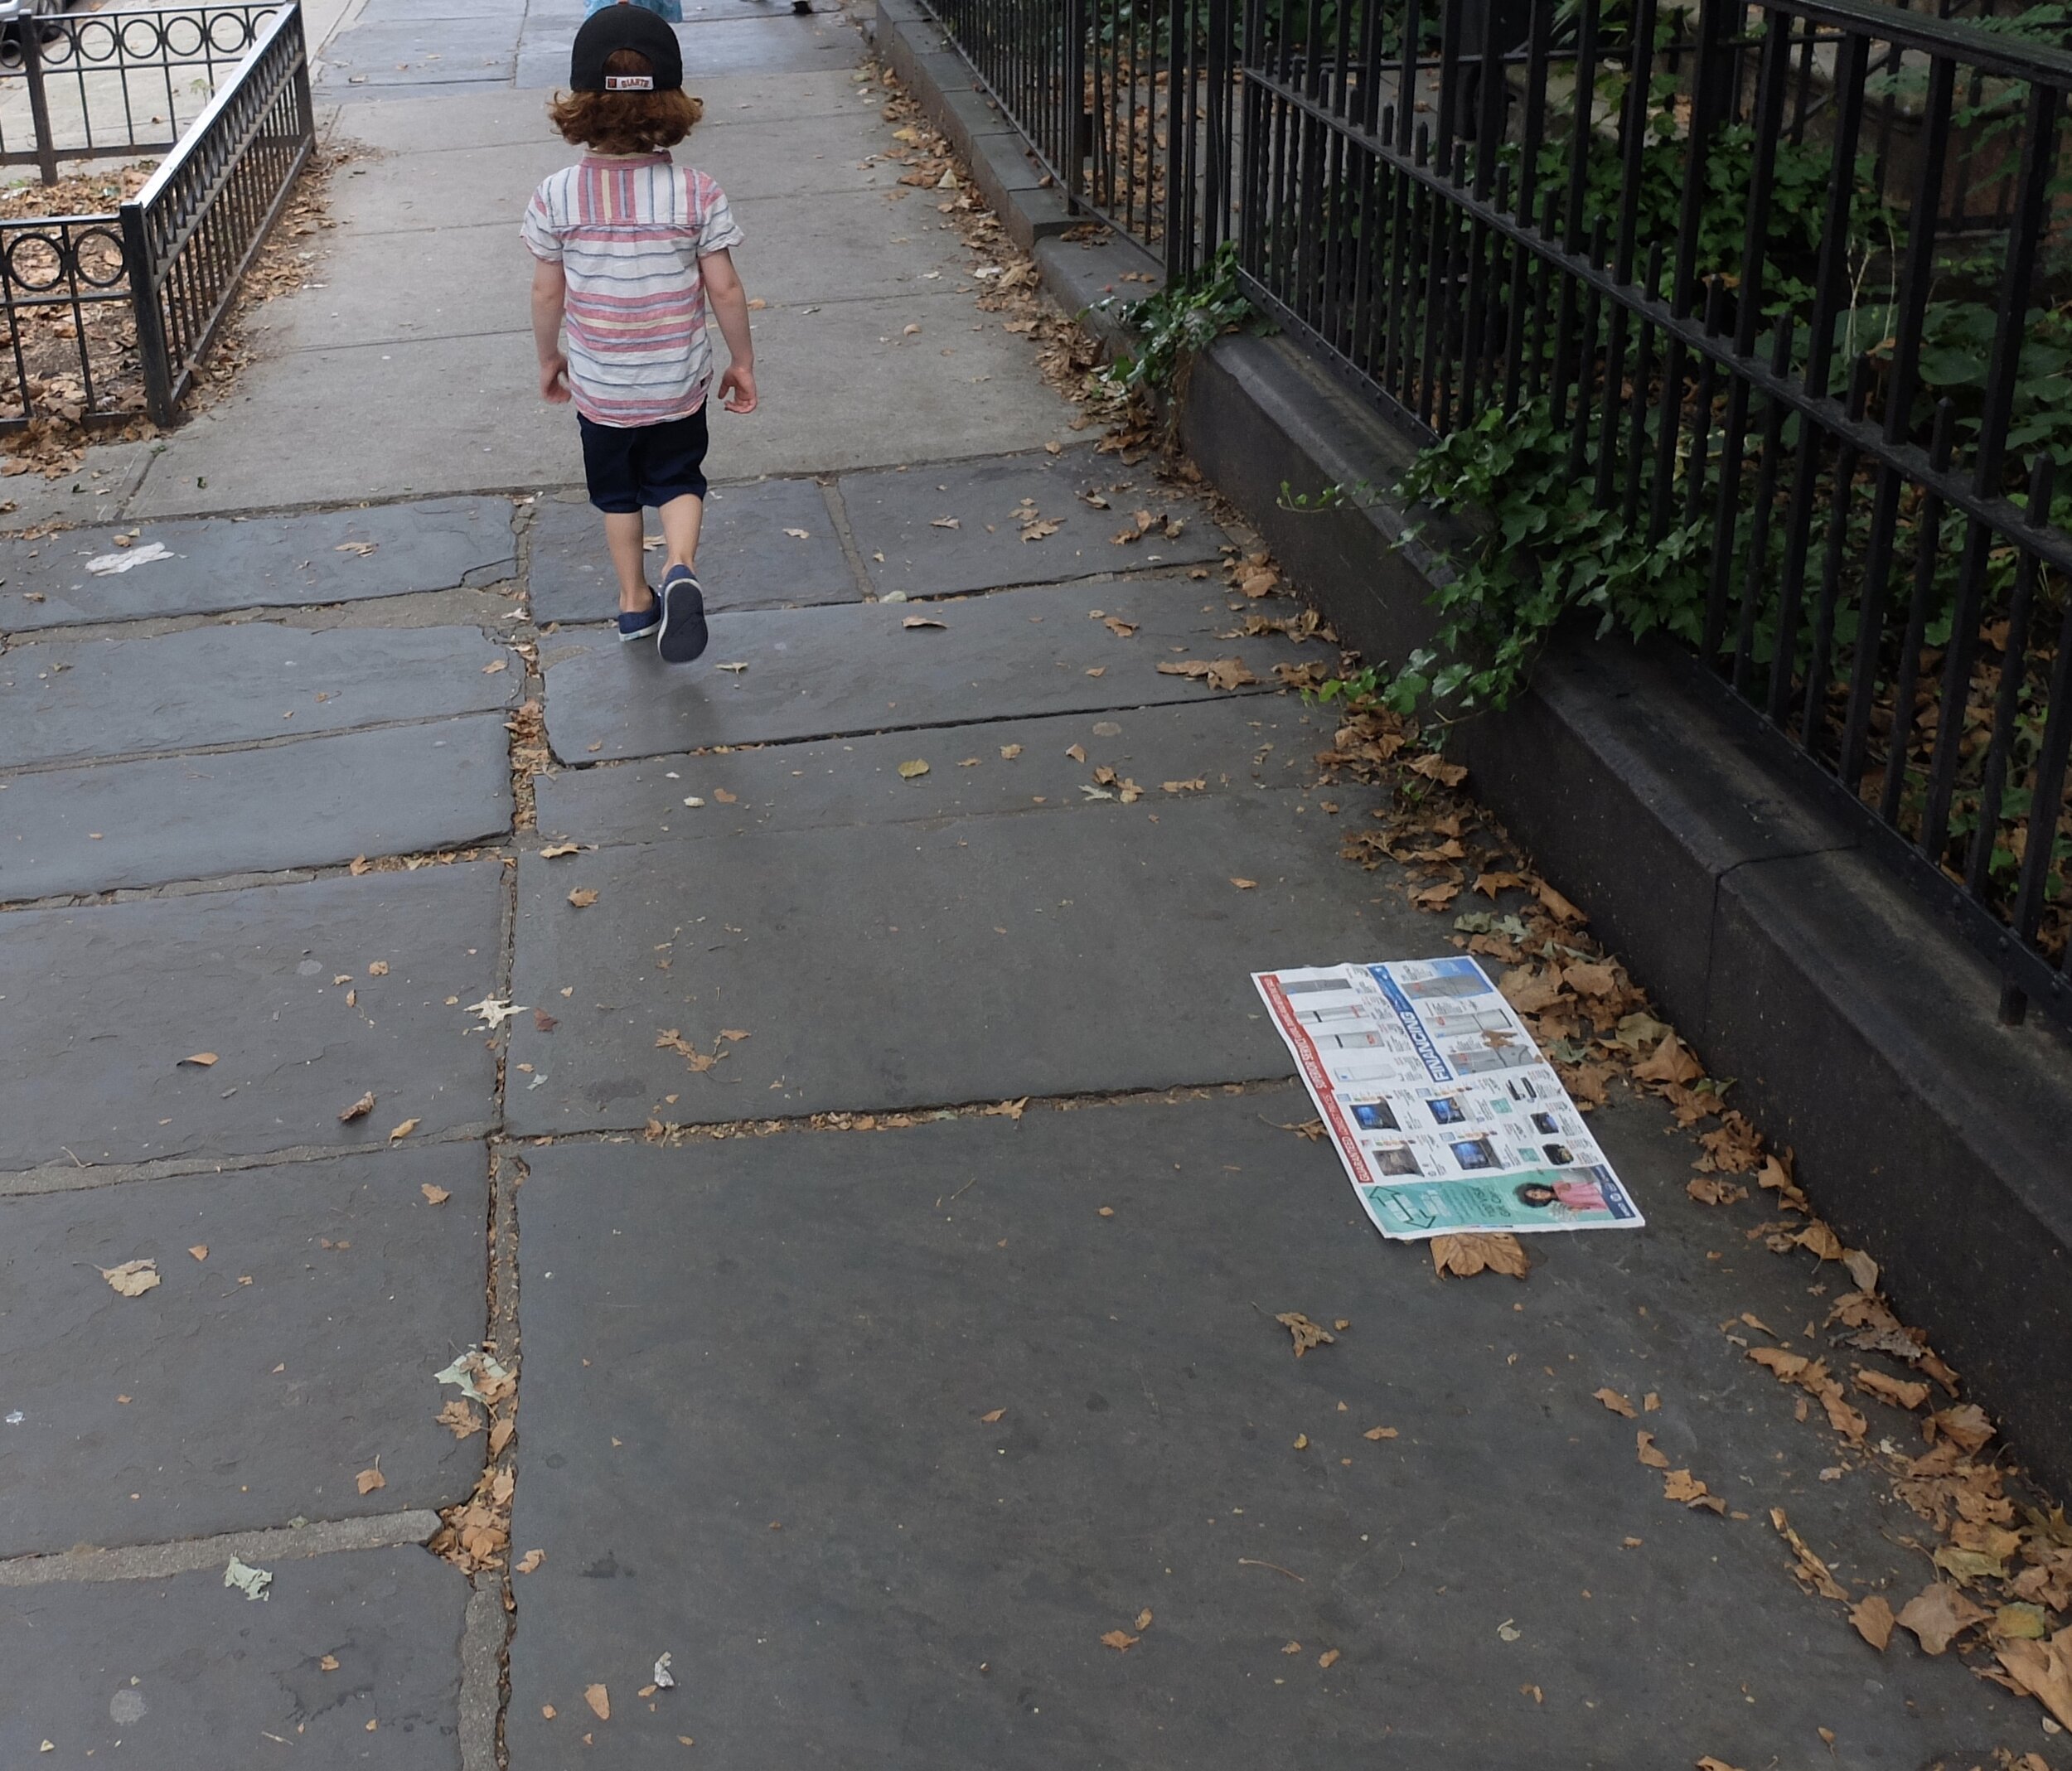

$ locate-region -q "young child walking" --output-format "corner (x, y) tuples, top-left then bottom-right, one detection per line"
(524, 2), (757, 664)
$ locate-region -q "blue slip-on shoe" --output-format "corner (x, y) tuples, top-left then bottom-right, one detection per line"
(656, 564), (709, 665)
(617, 593), (661, 642)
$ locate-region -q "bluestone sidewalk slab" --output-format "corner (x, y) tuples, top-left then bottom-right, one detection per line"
(0, 714), (514, 899)
(538, 576), (1309, 760)
(502, 791), (1402, 1134)
(0, 864), (504, 1173)
(503, 1098), (2026, 1770)
(0, 1144), (489, 1558)
(527, 480), (858, 627)
(531, 698), (1338, 845)
(0, 500), (517, 632)
(0, 624), (516, 769)
(0, 1547), (467, 1768)
(842, 447), (1227, 596)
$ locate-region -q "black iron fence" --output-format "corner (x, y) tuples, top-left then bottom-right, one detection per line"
(0, 2), (310, 429)
(917, 0), (2072, 1031)
(5, 2), (282, 184)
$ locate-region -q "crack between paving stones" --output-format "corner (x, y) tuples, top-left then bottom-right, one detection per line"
(0, 847), (515, 918)
(516, 1077), (1309, 1149)
(0, 1125), (503, 1198)
(0, 1508), (444, 1586)
(0, 709), (519, 781)
(547, 688), (1284, 769)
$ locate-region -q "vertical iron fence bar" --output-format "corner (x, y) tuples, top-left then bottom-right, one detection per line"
(1701, 7), (1794, 660)
(1798, 355), (1875, 754)
(1921, 80), (2063, 862)
(2004, 575), (2072, 1023)
(1963, 456), (2055, 900)
(1837, 51), (1957, 795)
(1879, 401), (1958, 825)
(1763, 27), (1871, 727)
(23, 22), (57, 186)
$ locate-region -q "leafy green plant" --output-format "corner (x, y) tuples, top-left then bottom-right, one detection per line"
(1097, 241), (1255, 395)
(1372, 396), (1711, 714)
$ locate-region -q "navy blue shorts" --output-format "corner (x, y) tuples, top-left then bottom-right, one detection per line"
(579, 407), (710, 514)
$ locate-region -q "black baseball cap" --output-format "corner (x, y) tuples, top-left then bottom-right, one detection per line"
(569, 4), (683, 93)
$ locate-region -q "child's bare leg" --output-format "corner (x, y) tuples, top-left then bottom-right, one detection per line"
(656, 491), (704, 574)
(602, 510), (650, 610)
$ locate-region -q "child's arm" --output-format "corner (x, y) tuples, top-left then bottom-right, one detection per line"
(531, 259), (570, 404)
(700, 248), (758, 414)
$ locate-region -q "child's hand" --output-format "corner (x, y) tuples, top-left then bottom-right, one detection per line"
(718, 363), (758, 415)
(540, 354), (571, 404)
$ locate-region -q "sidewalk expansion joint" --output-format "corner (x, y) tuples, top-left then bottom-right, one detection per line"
(0, 1125), (505, 1199)
(545, 690), (1283, 771)
(0, 1509), (444, 1587)
(0, 845), (517, 920)
(0, 709), (517, 781)
(518, 1077), (1308, 1149)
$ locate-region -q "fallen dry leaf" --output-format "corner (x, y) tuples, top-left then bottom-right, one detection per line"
(356, 1463), (386, 1496)
(1136, 1609), (1153, 1631)
(1634, 1033), (1703, 1086)
(437, 1399), (481, 1438)
(1663, 1469), (1726, 1513)
(1276, 1312), (1336, 1357)
(388, 1118), (419, 1142)
(1855, 1368), (1930, 1411)
(1594, 1387), (1637, 1419)
(539, 842), (581, 859)
(179, 1052), (218, 1068)
(1318, 1648), (1341, 1669)
(1101, 1629), (1139, 1652)
(188, 1245), (208, 1261)
(1293, 1434), (1310, 1449)
(1363, 1425), (1398, 1440)
(339, 1091), (375, 1123)
(1694, 1760), (1747, 1771)
(1635, 1430), (1670, 1469)
(421, 1184), (451, 1206)
(1431, 1233), (1529, 1280)
(1927, 1403), (1994, 1453)
(584, 1683), (610, 1721)
(1997, 1629), (2072, 1730)
(516, 1549), (546, 1575)
(321, 1654), (340, 1672)
(980, 1409), (1005, 1424)
(567, 888), (599, 909)
(1849, 1592), (1895, 1650)
(99, 1260), (160, 1298)
(898, 759), (930, 780)
(1896, 1581), (1990, 1654)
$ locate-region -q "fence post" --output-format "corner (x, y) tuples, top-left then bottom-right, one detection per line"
(1200, 0), (1232, 269)
(119, 200), (176, 427)
(23, 17), (57, 187)
(1063, 0), (1087, 208)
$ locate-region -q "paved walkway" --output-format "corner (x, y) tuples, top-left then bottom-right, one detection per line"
(0, 4), (2060, 1769)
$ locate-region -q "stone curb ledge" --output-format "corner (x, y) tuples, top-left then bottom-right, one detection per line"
(875, 0), (2072, 1494)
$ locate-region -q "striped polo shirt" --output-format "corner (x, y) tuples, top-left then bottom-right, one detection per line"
(522, 152), (744, 428)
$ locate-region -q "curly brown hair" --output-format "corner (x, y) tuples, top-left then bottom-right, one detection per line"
(548, 48), (702, 154)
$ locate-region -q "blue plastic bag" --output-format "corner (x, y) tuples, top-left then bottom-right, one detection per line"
(583, 0), (685, 20)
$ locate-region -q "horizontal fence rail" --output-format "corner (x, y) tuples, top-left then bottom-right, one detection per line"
(5, 3), (282, 183)
(917, 0), (2072, 1030)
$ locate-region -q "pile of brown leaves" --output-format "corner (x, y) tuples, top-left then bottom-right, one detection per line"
(429, 1345), (520, 1574)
